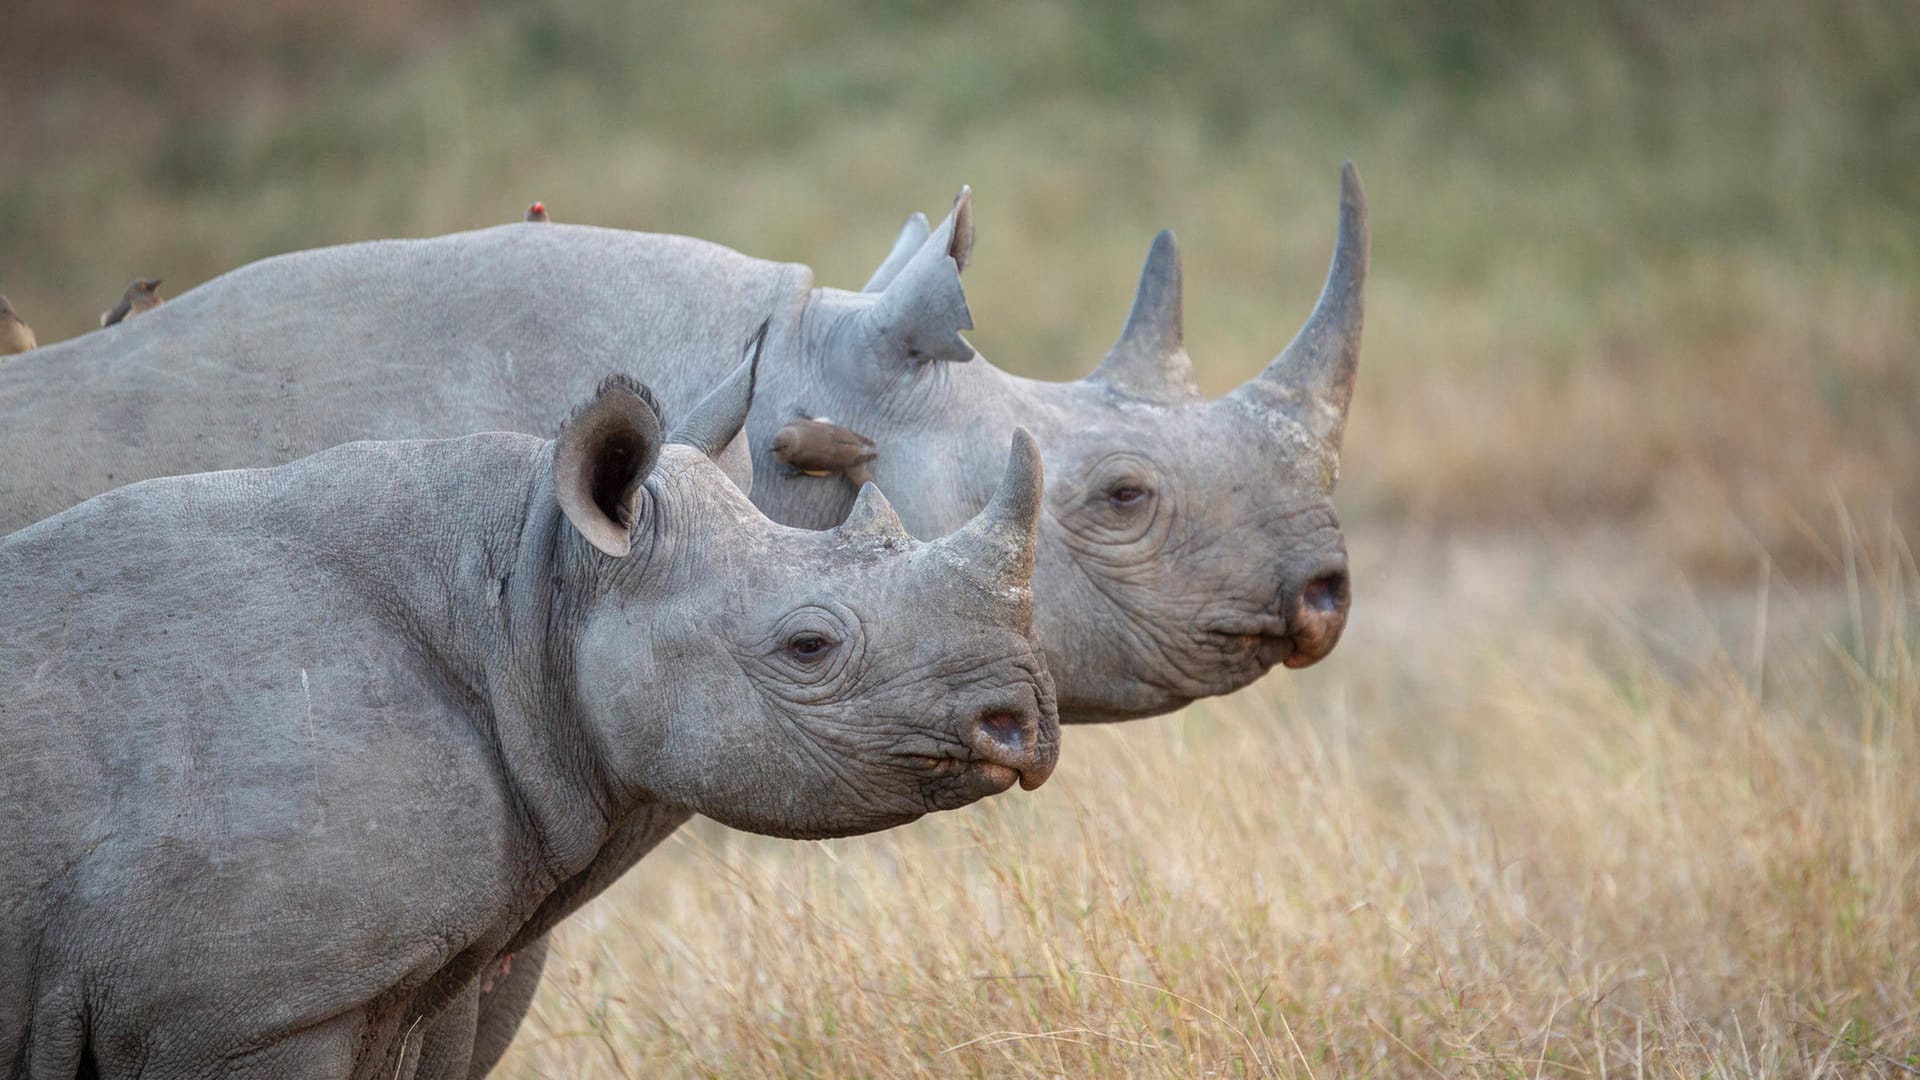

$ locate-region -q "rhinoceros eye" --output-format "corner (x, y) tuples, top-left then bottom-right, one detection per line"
(788, 634), (835, 662)
(1107, 484), (1151, 509)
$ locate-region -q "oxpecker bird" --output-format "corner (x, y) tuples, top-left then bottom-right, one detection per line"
(525, 202), (550, 223)
(771, 417), (879, 488)
(101, 278), (164, 327)
(0, 296), (35, 356)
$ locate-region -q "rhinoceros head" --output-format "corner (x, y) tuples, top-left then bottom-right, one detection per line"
(773, 165), (1366, 724)
(550, 338), (1058, 839)
(1027, 166), (1365, 722)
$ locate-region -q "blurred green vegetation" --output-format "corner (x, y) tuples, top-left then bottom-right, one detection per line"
(3, 0), (1915, 568)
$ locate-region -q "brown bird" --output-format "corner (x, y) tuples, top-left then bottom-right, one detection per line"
(525, 201), (550, 223)
(771, 417), (878, 488)
(101, 278), (164, 327)
(0, 295), (36, 356)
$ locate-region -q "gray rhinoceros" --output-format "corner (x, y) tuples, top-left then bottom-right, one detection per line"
(0, 164), (1368, 728)
(0, 352), (1060, 1078)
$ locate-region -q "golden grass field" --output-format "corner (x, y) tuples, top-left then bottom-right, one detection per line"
(495, 524), (1917, 1076)
(3, 0), (1916, 1073)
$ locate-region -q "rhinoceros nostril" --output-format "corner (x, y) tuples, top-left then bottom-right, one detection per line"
(1301, 569), (1350, 616)
(977, 711), (1025, 750)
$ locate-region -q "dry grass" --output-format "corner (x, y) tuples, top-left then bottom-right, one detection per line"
(499, 520), (1919, 1077)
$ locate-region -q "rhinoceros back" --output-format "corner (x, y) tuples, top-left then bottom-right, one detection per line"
(0, 223), (810, 534)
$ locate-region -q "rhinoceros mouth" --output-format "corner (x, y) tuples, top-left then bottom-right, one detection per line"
(1211, 631), (1294, 671)
(1204, 612), (1290, 638)
(907, 755), (1025, 799)
(1202, 616), (1296, 665)
(1260, 635), (1301, 668)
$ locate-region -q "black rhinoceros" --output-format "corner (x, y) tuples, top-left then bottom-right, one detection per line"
(0, 351), (1059, 1077)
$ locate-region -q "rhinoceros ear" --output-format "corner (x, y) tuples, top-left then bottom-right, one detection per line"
(554, 373), (666, 557)
(864, 186), (975, 367)
(713, 426), (754, 495)
(670, 318), (766, 461)
(945, 186), (975, 273)
(862, 212), (932, 293)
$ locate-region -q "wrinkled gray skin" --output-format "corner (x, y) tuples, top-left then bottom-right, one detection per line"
(0, 167), (1367, 1070)
(0, 164), (1367, 727)
(0, 360), (1060, 1079)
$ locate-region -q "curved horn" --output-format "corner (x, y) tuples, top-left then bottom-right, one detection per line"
(862, 212), (933, 292)
(835, 482), (912, 541)
(1086, 229), (1196, 404)
(668, 318), (767, 459)
(1230, 162), (1368, 451)
(937, 427), (1043, 590)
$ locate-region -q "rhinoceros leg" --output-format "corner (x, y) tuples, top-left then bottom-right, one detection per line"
(466, 935), (551, 1078)
(410, 982), (482, 1080)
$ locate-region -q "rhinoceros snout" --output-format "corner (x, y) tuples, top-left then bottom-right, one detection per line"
(1282, 560), (1351, 669)
(966, 701), (1059, 791)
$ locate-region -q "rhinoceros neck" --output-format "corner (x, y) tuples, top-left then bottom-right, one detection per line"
(259, 432), (645, 882)
(268, 436), (532, 692)
(487, 462), (754, 889)
(233, 434), (704, 904)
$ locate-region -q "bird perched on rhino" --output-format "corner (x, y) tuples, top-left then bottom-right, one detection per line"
(100, 278), (164, 327)
(525, 201), (550, 223)
(0, 296), (35, 356)
(771, 416), (879, 488)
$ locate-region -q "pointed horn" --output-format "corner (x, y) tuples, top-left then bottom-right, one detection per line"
(1231, 162), (1369, 451)
(836, 482), (911, 540)
(863, 212), (932, 292)
(668, 318), (767, 459)
(1086, 229), (1196, 404)
(938, 428), (1043, 590)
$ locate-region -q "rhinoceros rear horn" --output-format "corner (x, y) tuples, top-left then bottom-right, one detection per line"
(835, 482), (912, 541)
(668, 318), (767, 465)
(939, 428), (1044, 592)
(862, 212), (933, 293)
(554, 373), (666, 557)
(1086, 229), (1198, 405)
(1229, 162), (1369, 452)
(864, 186), (975, 367)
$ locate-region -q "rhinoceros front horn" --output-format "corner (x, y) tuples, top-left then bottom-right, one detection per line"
(1229, 162), (1369, 453)
(937, 427), (1044, 592)
(668, 318), (768, 461)
(1086, 228), (1198, 405)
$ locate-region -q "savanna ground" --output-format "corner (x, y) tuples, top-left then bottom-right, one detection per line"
(4, 1), (1917, 1073)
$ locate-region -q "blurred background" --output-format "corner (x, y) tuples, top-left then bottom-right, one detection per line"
(5, 1), (1916, 1073)
(5, 0), (1915, 570)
